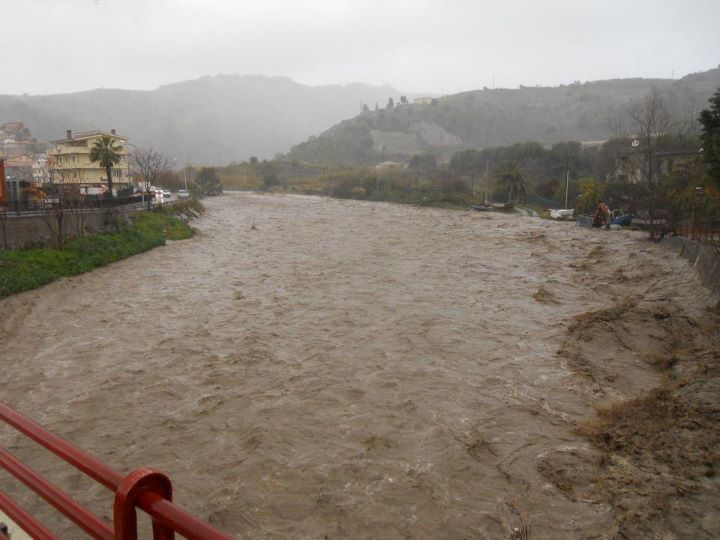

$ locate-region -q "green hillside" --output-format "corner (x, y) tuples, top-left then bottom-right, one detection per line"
(286, 67), (720, 166)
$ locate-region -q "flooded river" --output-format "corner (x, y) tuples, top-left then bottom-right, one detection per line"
(0, 193), (710, 538)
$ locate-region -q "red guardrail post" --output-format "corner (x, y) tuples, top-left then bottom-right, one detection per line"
(114, 468), (174, 540)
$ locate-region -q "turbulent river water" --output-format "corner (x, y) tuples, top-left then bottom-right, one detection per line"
(0, 193), (710, 538)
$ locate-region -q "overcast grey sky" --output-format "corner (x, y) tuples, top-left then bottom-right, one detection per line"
(4, 0), (719, 95)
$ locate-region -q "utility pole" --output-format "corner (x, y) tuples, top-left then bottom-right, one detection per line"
(0, 159), (7, 206)
(565, 157), (570, 209)
(484, 160), (490, 205)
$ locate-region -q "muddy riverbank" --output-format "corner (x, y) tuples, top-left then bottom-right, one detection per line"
(0, 193), (714, 538)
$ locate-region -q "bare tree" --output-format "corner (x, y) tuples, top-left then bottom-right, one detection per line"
(40, 187), (68, 250)
(131, 147), (171, 207)
(40, 155), (69, 248)
(628, 87), (673, 186)
(67, 188), (86, 239)
(627, 87), (689, 239)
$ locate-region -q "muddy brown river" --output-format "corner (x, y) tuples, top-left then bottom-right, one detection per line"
(0, 193), (710, 538)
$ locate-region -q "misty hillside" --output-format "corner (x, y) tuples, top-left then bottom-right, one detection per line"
(0, 75), (407, 164)
(286, 67), (720, 166)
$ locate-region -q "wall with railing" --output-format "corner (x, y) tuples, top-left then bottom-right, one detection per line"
(0, 204), (142, 249)
(0, 195), (164, 249)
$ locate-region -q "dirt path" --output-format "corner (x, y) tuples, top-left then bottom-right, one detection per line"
(0, 193), (712, 538)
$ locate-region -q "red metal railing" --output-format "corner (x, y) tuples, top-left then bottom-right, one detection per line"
(0, 401), (233, 539)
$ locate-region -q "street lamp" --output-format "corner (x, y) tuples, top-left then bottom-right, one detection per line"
(172, 157), (189, 190)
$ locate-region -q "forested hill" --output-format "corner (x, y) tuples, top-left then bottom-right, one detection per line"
(0, 75), (404, 164)
(285, 67), (720, 166)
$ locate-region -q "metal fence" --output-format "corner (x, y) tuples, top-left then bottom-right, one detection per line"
(1, 196), (148, 216)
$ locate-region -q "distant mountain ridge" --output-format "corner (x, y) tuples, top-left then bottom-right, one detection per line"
(0, 75), (410, 164)
(3, 68), (719, 167)
(286, 67), (720, 166)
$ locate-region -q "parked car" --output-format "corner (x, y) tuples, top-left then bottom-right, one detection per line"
(177, 189), (190, 199)
(550, 208), (574, 220)
(611, 209), (633, 227)
(162, 190), (171, 199)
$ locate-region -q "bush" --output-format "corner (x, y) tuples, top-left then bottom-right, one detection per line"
(195, 167), (223, 195)
(576, 178), (606, 214)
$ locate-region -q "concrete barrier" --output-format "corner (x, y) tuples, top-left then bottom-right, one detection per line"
(664, 236), (720, 300)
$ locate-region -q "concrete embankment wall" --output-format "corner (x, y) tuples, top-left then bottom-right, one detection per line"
(664, 236), (720, 300)
(1, 206), (138, 249)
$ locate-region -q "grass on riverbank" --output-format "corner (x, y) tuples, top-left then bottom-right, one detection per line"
(0, 210), (196, 298)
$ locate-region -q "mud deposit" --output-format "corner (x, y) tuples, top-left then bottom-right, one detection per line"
(0, 193), (714, 538)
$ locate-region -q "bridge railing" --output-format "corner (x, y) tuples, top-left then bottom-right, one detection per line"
(0, 401), (233, 539)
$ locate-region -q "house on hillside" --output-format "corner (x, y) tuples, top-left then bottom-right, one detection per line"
(47, 130), (131, 195)
(614, 149), (701, 184)
(3, 155), (34, 200)
(0, 121), (39, 158)
(374, 161), (404, 174)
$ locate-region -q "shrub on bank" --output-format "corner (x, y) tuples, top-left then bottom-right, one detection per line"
(132, 210), (196, 241)
(161, 198), (205, 221)
(0, 211), (194, 298)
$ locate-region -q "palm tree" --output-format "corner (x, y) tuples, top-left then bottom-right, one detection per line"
(89, 135), (122, 198)
(496, 163), (527, 203)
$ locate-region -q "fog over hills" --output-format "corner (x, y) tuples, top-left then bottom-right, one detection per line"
(286, 67), (720, 166)
(0, 75), (409, 164)
(2, 68), (719, 167)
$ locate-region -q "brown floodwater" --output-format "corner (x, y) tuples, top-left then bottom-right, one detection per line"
(0, 193), (709, 538)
